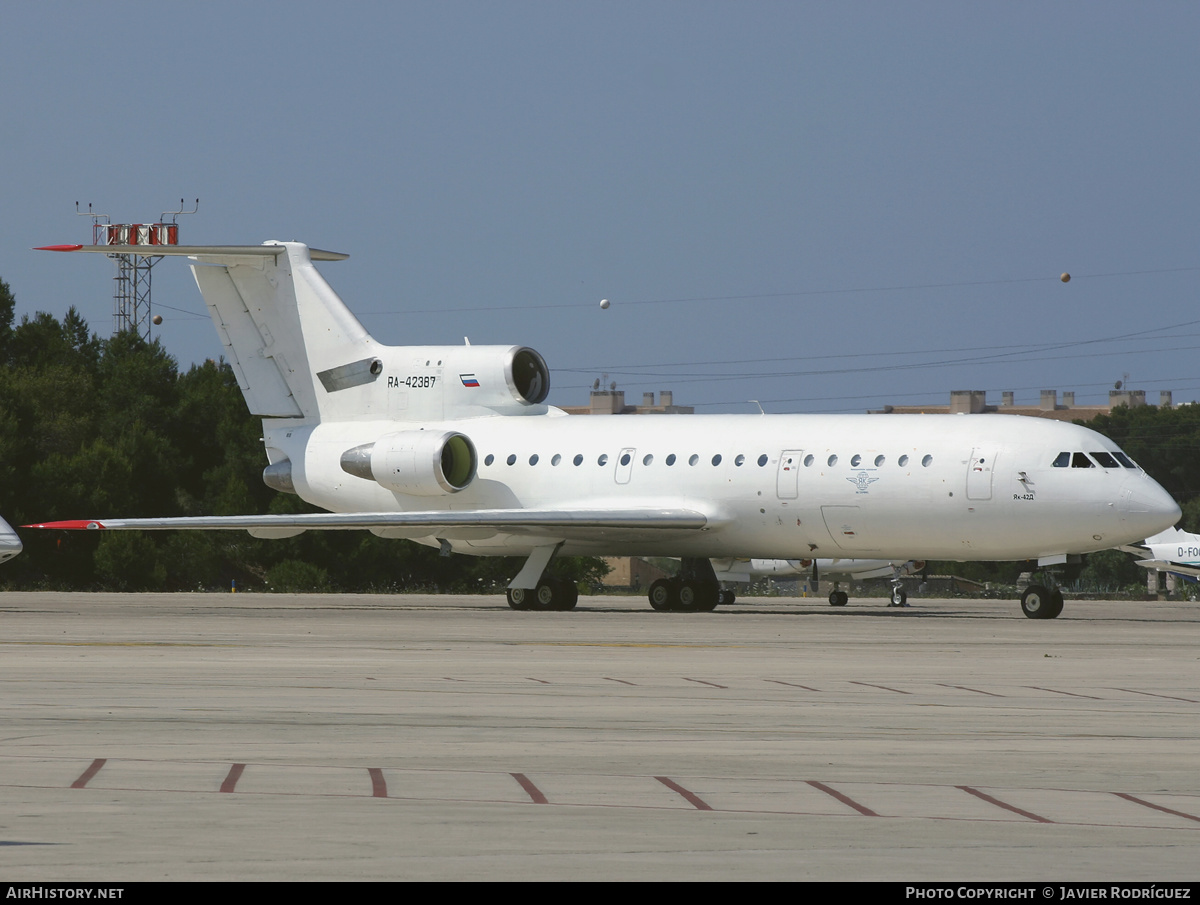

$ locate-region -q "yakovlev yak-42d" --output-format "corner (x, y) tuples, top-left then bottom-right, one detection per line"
(29, 241), (1180, 618)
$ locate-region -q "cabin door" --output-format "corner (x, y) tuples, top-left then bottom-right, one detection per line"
(615, 448), (636, 484)
(966, 449), (996, 501)
(777, 450), (803, 499)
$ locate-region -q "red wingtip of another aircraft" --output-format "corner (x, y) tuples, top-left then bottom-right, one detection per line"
(33, 245), (84, 252)
(22, 520), (106, 530)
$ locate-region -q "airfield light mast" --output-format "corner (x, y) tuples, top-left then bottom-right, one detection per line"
(76, 199), (199, 339)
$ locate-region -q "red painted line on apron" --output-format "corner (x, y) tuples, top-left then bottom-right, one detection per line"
(220, 763), (246, 793)
(603, 677), (637, 685)
(764, 679), (823, 691)
(938, 683), (1005, 697)
(1111, 687), (1199, 703)
(1024, 685), (1100, 699)
(683, 677), (727, 689)
(807, 781), (879, 816)
(958, 785), (1051, 823)
(369, 768), (388, 798)
(511, 773), (548, 804)
(1114, 792), (1200, 823)
(851, 681), (910, 694)
(70, 758), (106, 789)
(655, 776), (713, 810)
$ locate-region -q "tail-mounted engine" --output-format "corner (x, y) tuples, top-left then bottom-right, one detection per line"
(378, 344), (550, 420)
(341, 430), (478, 495)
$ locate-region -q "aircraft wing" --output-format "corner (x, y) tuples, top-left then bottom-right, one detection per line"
(24, 508), (715, 541)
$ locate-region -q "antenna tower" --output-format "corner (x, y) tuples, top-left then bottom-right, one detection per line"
(76, 199), (199, 339)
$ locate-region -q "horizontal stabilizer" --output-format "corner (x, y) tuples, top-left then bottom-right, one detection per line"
(1135, 558), (1200, 578)
(36, 244), (349, 261)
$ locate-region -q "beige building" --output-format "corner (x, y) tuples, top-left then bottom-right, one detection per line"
(869, 388), (1173, 422)
(562, 387), (694, 415)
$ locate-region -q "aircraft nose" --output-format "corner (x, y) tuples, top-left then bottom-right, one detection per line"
(1119, 475), (1181, 540)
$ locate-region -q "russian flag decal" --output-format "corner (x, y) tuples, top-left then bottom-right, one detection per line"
(460, 374), (480, 388)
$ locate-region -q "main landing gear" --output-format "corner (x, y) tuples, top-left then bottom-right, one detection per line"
(505, 542), (578, 611)
(506, 578), (579, 611)
(647, 557), (727, 612)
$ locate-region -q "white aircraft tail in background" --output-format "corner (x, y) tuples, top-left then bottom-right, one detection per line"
(1119, 527), (1200, 580)
(29, 240), (1181, 619)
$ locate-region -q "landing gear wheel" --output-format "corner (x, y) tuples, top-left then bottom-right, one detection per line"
(677, 579), (718, 612)
(531, 581), (557, 611)
(506, 587), (531, 611)
(1045, 588), (1064, 619)
(828, 590), (848, 607)
(649, 578), (678, 612)
(889, 587), (908, 607)
(1021, 584), (1062, 619)
(717, 589), (736, 606)
(550, 578), (578, 611)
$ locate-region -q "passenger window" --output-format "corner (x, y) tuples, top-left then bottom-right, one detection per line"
(643, 454), (653, 466)
(735, 454), (745, 466)
(529, 454), (539, 466)
(506, 454), (516, 466)
(1052, 452), (1070, 468)
(598, 454), (609, 466)
(803, 455), (814, 467)
(484, 454), (495, 466)
(827, 455), (838, 466)
(688, 454), (699, 466)
(551, 454), (561, 466)
(1090, 451), (1119, 468)
(851, 454), (862, 466)
(759, 454), (769, 467)
(1071, 452), (1094, 468)
(898, 455), (909, 467)
(711, 454), (722, 466)
(666, 454), (677, 466)
(874, 455), (885, 466)
(922, 455), (933, 467)
(620, 453), (631, 466)
(573, 454), (583, 466)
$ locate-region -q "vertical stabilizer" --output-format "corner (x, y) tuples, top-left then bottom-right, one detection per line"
(190, 242), (380, 422)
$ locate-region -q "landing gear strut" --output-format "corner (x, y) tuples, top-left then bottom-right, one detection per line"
(647, 558), (723, 612)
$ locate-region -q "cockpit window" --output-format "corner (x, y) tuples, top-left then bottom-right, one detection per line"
(1113, 451), (1138, 469)
(1071, 452), (1094, 468)
(1052, 452), (1070, 468)
(1090, 451), (1120, 468)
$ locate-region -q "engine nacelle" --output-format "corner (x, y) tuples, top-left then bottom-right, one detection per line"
(341, 430), (478, 495)
(382, 344), (550, 419)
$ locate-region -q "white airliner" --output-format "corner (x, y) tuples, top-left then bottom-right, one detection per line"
(711, 557), (924, 607)
(1119, 527), (1200, 580)
(28, 241), (1180, 619)
(0, 515), (22, 563)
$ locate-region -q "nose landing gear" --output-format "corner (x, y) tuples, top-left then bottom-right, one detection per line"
(1020, 584), (1064, 619)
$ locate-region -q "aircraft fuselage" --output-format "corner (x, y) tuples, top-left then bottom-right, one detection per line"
(271, 411), (1174, 562)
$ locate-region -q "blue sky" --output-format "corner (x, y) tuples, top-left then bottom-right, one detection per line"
(2, 1), (1197, 414)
